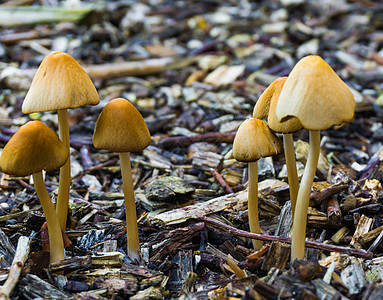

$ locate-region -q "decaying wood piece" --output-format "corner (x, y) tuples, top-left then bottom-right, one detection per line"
(252, 280), (292, 299)
(168, 250), (193, 295)
(310, 182), (348, 206)
(368, 228), (383, 253)
(18, 274), (71, 300)
(307, 207), (340, 229)
(261, 242), (290, 271)
(91, 252), (124, 267)
(130, 286), (163, 300)
(148, 182), (285, 225)
(201, 217), (373, 259)
(145, 223), (205, 260)
(49, 256), (92, 275)
(312, 279), (349, 300)
(332, 226), (350, 244)
(271, 274), (318, 299)
(274, 201), (292, 237)
(326, 196), (342, 226)
(121, 263), (163, 278)
(93, 277), (138, 298)
(192, 151), (223, 171)
(358, 224), (383, 245)
(148, 190), (248, 225)
(341, 263), (366, 296)
(0, 230), (15, 267)
(0, 236), (30, 300)
(350, 214), (374, 249)
(145, 176), (195, 201)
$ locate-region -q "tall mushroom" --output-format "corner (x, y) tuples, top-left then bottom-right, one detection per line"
(276, 55), (355, 260)
(93, 98), (151, 262)
(233, 118), (283, 250)
(253, 77), (303, 219)
(0, 121), (68, 264)
(22, 51), (100, 231)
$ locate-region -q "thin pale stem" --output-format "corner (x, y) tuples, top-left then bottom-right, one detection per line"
(291, 130), (321, 260)
(119, 152), (141, 262)
(283, 133), (299, 220)
(248, 161), (263, 250)
(56, 109), (71, 231)
(33, 172), (64, 264)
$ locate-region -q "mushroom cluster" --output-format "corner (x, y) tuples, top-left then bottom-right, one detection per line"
(276, 55), (355, 260)
(238, 54), (355, 260)
(0, 121), (68, 263)
(0, 52), (151, 264)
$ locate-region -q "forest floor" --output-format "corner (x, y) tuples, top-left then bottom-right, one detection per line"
(1, 0), (383, 299)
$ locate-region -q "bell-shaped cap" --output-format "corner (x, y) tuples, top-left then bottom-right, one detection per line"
(233, 118), (283, 162)
(253, 77), (302, 134)
(93, 98), (151, 152)
(22, 51), (100, 114)
(276, 55), (355, 131)
(0, 121), (69, 177)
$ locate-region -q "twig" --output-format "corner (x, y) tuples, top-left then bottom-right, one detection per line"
(310, 183), (348, 205)
(159, 132), (236, 148)
(200, 216), (373, 259)
(211, 169), (233, 194)
(0, 236), (30, 300)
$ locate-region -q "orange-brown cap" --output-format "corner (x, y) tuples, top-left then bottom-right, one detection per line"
(233, 118), (283, 162)
(22, 51), (99, 114)
(253, 77), (302, 134)
(276, 55), (355, 130)
(93, 98), (151, 152)
(0, 121), (69, 176)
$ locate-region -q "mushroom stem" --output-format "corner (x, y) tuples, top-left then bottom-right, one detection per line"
(33, 172), (65, 264)
(119, 152), (141, 262)
(248, 161), (263, 250)
(291, 130), (321, 260)
(56, 109), (71, 231)
(283, 133), (299, 219)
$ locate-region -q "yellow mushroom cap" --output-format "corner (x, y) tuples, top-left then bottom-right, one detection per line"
(93, 98), (151, 152)
(0, 121), (69, 177)
(253, 77), (302, 134)
(22, 51), (100, 114)
(233, 118), (283, 162)
(276, 55), (355, 131)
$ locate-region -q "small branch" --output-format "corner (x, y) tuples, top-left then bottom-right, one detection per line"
(0, 236), (31, 300)
(200, 216), (373, 259)
(310, 183), (348, 205)
(211, 169), (233, 194)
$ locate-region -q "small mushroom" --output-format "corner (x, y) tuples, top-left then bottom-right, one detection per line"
(276, 55), (355, 260)
(233, 118), (282, 250)
(253, 76), (302, 219)
(0, 121), (69, 264)
(93, 98), (151, 262)
(22, 51), (100, 231)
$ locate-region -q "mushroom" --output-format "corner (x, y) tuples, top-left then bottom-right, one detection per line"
(93, 98), (151, 262)
(22, 51), (100, 231)
(276, 55), (355, 260)
(0, 121), (68, 263)
(253, 77), (303, 219)
(233, 118), (283, 250)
